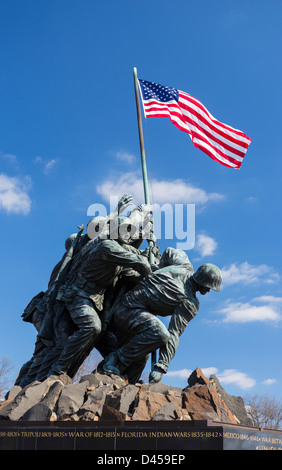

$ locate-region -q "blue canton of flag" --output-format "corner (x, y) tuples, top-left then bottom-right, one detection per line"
(138, 80), (179, 103)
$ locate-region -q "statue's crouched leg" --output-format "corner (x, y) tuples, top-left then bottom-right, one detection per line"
(103, 307), (169, 380)
(48, 297), (101, 377)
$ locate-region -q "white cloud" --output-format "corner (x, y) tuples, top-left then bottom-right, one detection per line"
(253, 295), (282, 304)
(261, 378), (277, 386)
(221, 262), (280, 286)
(166, 367), (255, 390)
(0, 173), (32, 215)
(195, 233), (218, 257)
(166, 368), (193, 379)
(201, 367), (219, 378)
(218, 300), (281, 324)
(166, 367), (218, 381)
(96, 171), (224, 206)
(217, 369), (256, 390)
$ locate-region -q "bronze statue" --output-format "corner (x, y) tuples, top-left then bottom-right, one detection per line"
(15, 191), (222, 388)
(45, 204), (153, 378)
(102, 256), (222, 383)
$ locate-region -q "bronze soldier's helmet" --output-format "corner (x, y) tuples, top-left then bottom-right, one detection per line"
(192, 263), (222, 292)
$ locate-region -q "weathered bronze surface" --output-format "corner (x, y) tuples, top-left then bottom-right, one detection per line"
(15, 194), (222, 388)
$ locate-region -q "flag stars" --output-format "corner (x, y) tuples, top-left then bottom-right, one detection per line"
(139, 79), (179, 103)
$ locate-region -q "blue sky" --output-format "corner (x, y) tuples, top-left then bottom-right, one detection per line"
(0, 0), (281, 401)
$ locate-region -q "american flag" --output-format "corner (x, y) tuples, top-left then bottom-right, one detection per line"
(138, 79), (251, 169)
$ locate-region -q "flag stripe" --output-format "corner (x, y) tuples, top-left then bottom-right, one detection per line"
(179, 91), (250, 141)
(144, 105), (242, 167)
(193, 140), (240, 168)
(144, 101), (246, 159)
(151, 107), (243, 165)
(178, 109), (245, 160)
(138, 78), (251, 169)
(147, 105), (243, 167)
(144, 96), (249, 150)
(179, 95), (250, 149)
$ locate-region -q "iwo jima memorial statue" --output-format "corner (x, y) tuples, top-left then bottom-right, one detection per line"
(15, 195), (222, 387)
(2, 70), (266, 448)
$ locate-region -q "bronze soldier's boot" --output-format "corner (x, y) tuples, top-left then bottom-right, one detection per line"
(103, 351), (125, 378)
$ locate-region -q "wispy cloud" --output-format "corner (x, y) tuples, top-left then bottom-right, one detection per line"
(221, 261), (280, 287)
(35, 156), (58, 173)
(261, 378), (277, 386)
(96, 171), (225, 206)
(1, 152), (17, 163)
(245, 196), (258, 203)
(0, 173), (32, 215)
(114, 151), (136, 164)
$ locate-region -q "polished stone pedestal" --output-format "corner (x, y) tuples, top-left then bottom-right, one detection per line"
(0, 419), (281, 451)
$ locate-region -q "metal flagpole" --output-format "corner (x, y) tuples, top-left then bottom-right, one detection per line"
(133, 67), (155, 265)
(133, 66), (157, 370)
(133, 69), (150, 205)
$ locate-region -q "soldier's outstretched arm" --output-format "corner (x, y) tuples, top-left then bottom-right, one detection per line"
(149, 299), (198, 383)
(108, 194), (133, 220)
(100, 239), (151, 277)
